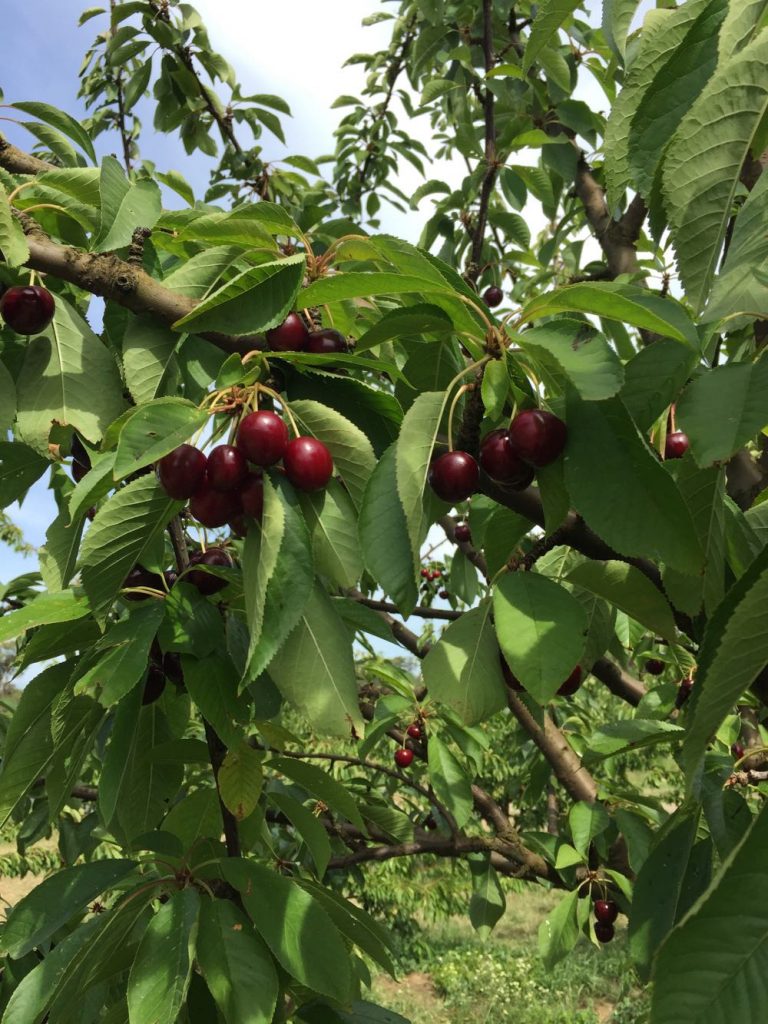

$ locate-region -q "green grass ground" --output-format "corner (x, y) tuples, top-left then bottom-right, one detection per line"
(371, 890), (649, 1024)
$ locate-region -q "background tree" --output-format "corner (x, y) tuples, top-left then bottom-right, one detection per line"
(1, 2), (768, 1023)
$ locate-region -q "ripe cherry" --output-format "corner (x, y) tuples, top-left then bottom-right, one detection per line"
(676, 678), (694, 708)
(665, 431), (690, 460)
(454, 523), (472, 544)
(123, 565), (165, 599)
(71, 434), (91, 471)
(557, 666), (583, 696)
(430, 570), (442, 580)
(189, 482), (242, 528)
(731, 742), (745, 760)
(499, 652), (524, 692)
(594, 921), (615, 944)
(394, 748), (414, 768)
(186, 547), (233, 595)
(240, 472), (264, 519)
(508, 409), (567, 467)
(306, 328), (348, 354)
(594, 900), (619, 925)
(420, 568), (430, 578)
(237, 410), (289, 467)
(645, 658), (665, 676)
(206, 444), (248, 492)
(266, 312), (309, 351)
(428, 451), (479, 503)
(480, 428), (533, 487)
(142, 665), (166, 705)
(439, 589), (449, 599)
(407, 723), (422, 740)
(0, 285), (55, 334)
(157, 444), (207, 499)
(283, 436), (334, 491)
(72, 460), (89, 484)
(483, 286), (503, 308)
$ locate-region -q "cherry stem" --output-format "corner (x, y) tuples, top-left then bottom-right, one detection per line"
(447, 383), (472, 451)
(6, 180), (36, 205)
(256, 383), (300, 437)
(120, 586), (166, 600)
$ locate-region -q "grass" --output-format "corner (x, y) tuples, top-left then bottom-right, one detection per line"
(370, 890), (650, 1024)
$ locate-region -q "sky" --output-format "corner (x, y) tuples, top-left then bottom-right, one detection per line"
(0, 0), (653, 591)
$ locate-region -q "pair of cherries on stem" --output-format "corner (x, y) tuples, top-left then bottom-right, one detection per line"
(157, 409), (333, 528)
(266, 312), (348, 355)
(394, 722), (423, 768)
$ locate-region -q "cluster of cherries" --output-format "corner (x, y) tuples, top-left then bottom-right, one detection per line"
(593, 898), (619, 944)
(0, 284), (55, 335)
(266, 312), (348, 354)
(156, 409), (334, 530)
(500, 654), (584, 698)
(429, 408), (567, 504)
(394, 721), (423, 768)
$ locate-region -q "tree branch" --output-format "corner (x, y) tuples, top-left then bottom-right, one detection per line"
(466, 0), (498, 284)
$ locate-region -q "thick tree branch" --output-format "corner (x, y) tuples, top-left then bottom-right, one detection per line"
(573, 157), (646, 279)
(592, 657), (646, 707)
(0, 135), (56, 175)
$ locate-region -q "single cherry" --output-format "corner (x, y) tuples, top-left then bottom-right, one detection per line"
(675, 678), (694, 708)
(420, 568), (430, 579)
(236, 410), (289, 467)
(206, 444), (248, 492)
(306, 328), (348, 354)
(499, 652), (524, 692)
(406, 723), (422, 740)
(594, 922), (615, 944)
(123, 565), (165, 599)
(428, 451), (479, 503)
(594, 900), (619, 925)
(645, 658), (665, 676)
(394, 748), (414, 768)
(483, 286), (503, 308)
(430, 570), (442, 580)
(557, 666), (583, 696)
(71, 434), (91, 471)
(157, 444), (208, 499)
(266, 312), (309, 351)
(0, 285), (55, 334)
(186, 547), (233, 595)
(189, 482), (242, 528)
(439, 589), (449, 599)
(142, 665), (166, 705)
(454, 523), (472, 544)
(72, 461), (89, 484)
(665, 431), (690, 460)
(731, 742), (745, 760)
(508, 409), (567, 467)
(479, 428), (532, 487)
(283, 436), (334, 492)
(240, 472), (264, 519)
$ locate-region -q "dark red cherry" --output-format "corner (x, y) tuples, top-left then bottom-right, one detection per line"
(240, 471), (264, 519)
(665, 431), (689, 460)
(499, 652), (524, 692)
(306, 328), (348, 354)
(394, 748), (414, 768)
(731, 742), (745, 760)
(675, 678), (694, 708)
(266, 312), (309, 351)
(454, 523), (472, 544)
(142, 665), (166, 705)
(479, 429), (532, 487)
(237, 410), (289, 467)
(508, 409), (567, 467)
(0, 285), (55, 334)
(157, 444), (208, 499)
(594, 921), (614, 944)
(72, 460), (89, 484)
(186, 547), (233, 595)
(483, 286), (503, 308)
(645, 658), (665, 676)
(439, 589), (449, 599)
(163, 652), (184, 687)
(71, 434), (91, 470)
(283, 436), (334, 492)
(557, 666), (583, 696)
(406, 723), (422, 740)
(189, 482), (242, 528)
(206, 444), (248, 492)
(428, 451), (479, 503)
(594, 900), (619, 924)
(123, 565), (165, 599)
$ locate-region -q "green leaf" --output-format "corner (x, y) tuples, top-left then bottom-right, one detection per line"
(427, 734), (473, 829)
(122, 316), (181, 405)
(299, 479), (363, 588)
(682, 544), (768, 778)
(628, 808), (700, 980)
(183, 654), (250, 747)
(565, 560), (677, 640)
(268, 583), (364, 737)
(15, 294), (125, 453)
(585, 719), (684, 762)
(538, 890), (580, 969)
(422, 601), (507, 725)
(160, 582), (225, 658)
(358, 443), (419, 614)
(269, 791), (332, 877)
(290, 399), (376, 510)
(268, 756), (367, 833)
(0, 361), (16, 433)
(620, 339), (698, 432)
(519, 319), (624, 400)
(12, 100), (97, 163)
(222, 859), (352, 1003)
(298, 272), (455, 308)
(39, 504), (85, 592)
(677, 360), (768, 467)
(602, 0), (644, 58)
(172, 255), (305, 334)
(0, 589), (91, 644)
(197, 899), (278, 1024)
(78, 475), (183, 624)
(1, 859), (136, 958)
(0, 184), (30, 267)
(493, 572), (588, 703)
(127, 889), (199, 1024)
(564, 393), (703, 574)
(354, 303), (453, 353)
(652, 800), (768, 1023)
(93, 156), (161, 251)
(663, 30), (768, 311)
(523, 0), (581, 71)
(299, 882), (397, 976)
(468, 854), (506, 939)
(569, 801), (610, 856)
(162, 787), (222, 850)
(218, 742), (264, 821)
(719, 0), (768, 60)
(520, 283), (698, 346)
(0, 441), (49, 506)
(480, 359), (509, 420)
(113, 398), (208, 480)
